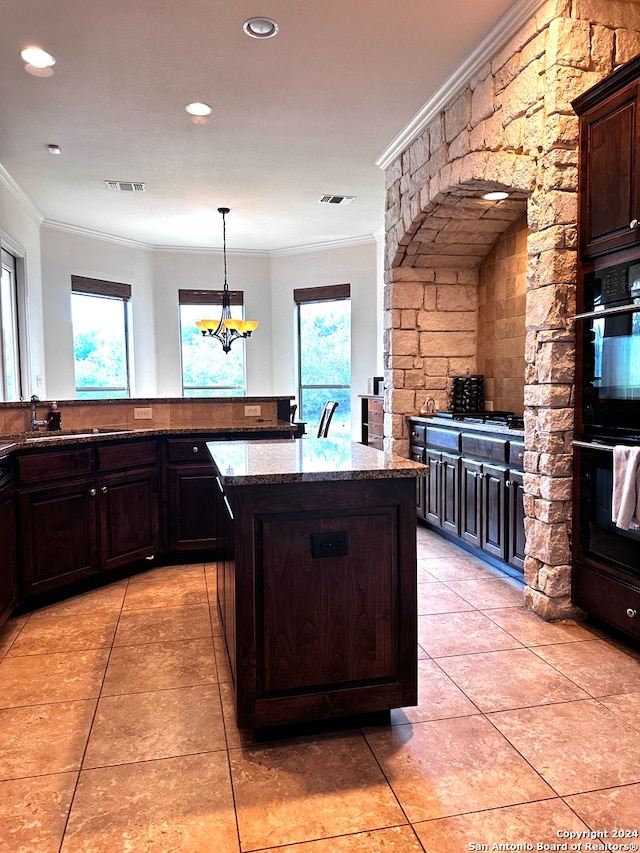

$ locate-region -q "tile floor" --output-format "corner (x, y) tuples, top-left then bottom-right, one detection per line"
(1, 526), (640, 852)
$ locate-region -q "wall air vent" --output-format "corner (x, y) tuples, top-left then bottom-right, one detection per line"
(105, 180), (146, 192)
(319, 194), (356, 205)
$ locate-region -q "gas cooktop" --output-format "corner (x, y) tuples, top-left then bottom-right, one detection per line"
(436, 411), (524, 429)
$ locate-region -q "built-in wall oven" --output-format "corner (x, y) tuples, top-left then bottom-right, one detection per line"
(574, 257), (640, 639)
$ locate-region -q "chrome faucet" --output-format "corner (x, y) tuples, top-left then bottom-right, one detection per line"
(30, 395), (48, 432)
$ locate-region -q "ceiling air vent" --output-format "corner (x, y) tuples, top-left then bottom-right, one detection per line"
(319, 194), (355, 205)
(105, 180), (146, 192)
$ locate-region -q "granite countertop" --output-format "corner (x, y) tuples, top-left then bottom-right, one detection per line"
(0, 422), (294, 451)
(208, 438), (428, 485)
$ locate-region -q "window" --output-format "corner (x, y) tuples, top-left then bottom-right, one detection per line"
(71, 275), (131, 399)
(0, 248), (22, 401)
(295, 284), (351, 436)
(179, 289), (246, 396)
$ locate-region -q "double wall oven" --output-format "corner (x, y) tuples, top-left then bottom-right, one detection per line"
(574, 257), (640, 639)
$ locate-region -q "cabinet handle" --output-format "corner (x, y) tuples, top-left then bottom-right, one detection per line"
(192, 446), (199, 453)
(89, 488), (97, 497)
(101, 486), (108, 494)
(518, 452), (524, 460)
(471, 471), (478, 478)
(630, 219), (640, 230)
(506, 480), (513, 487)
(627, 608), (638, 619)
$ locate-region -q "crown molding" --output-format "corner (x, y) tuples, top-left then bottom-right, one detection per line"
(0, 163), (44, 225)
(375, 0), (547, 171)
(271, 233), (376, 257)
(152, 243), (268, 257)
(42, 219), (153, 251)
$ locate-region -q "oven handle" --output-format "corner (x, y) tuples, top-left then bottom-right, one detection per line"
(575, 302), (640, 320)
(572, 441), (614, 452)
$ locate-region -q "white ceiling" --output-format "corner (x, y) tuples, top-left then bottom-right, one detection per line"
(0, 0), (522, 252)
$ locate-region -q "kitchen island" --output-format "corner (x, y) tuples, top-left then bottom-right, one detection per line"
(208, 437), (427, 730)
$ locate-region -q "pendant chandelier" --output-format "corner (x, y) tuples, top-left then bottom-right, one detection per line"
(196, 207), (258, 353)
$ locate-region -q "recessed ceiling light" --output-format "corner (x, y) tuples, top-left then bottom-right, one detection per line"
(482, 191), (509, 201)
(20, 46), (56, 68)
(243, 17), (279, 39)
(47, 144), (61, 155)
(185, 102), (212, 124)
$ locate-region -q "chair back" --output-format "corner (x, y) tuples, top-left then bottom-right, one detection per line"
(317, 401), (339, 438)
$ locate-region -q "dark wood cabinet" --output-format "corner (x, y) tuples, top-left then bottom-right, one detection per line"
(217, 476), (417, 730)
(0, 479), (18, 626)
(17, 440), (159, 597)
(574, 57), (640, 259)
(360, 395), (384, 449)
(409, 417), (524, 574)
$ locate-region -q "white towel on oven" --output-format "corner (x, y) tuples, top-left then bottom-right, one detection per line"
(612, 445), (640, 530)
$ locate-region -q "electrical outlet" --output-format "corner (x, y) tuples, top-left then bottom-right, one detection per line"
(134, 407), (153, 420)
(244, 405), (261, 417)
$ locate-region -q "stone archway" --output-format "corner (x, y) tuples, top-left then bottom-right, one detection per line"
(383, 0), (640, 619)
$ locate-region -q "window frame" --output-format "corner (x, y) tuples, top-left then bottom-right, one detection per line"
(0, 247), (23, 402)
(178, 288), (247, 397)
(295, 283), (351, 435)
(71, 275), (132, 399)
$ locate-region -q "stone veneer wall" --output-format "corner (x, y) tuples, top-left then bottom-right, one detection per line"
(478, 215), (528, 416)
(384, 0), (640, 619)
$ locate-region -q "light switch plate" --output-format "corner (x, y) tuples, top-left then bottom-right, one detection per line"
(134, 407), (153, 419)
(244, 405), (261, 417)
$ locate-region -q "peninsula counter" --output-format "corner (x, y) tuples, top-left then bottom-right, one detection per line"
(207, 438), (427, 730)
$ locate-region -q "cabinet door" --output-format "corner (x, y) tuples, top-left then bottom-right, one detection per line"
(440, 452), (460, 536)
(579, 82), (640, 257)
(0, 484), (18, 625)
(19, 478), (98, 595)
(481, 463), (508, 560)
(506, 469), (526, 571)
(460, 458), (482, 547)
(166, 465), (224, 551)
(425, 449), (442, 527)
(410, 445), (426, 519)
(98, 467), (159, 571)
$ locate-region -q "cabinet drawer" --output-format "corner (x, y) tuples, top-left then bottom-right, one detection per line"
(16, 448), (93, 485)
(409, 423), (426, 445)
(410, 445), (425, 464)
(461, 433), (507, 462)
(367, 408), (384, 427)
(426, 426), (460, 452)
(368, 398), (383, 416)
(97, 440), (157, 472)
(166, 438), (219, 463)
(573, 562), (640, 642)
(508, 441), (525, 468)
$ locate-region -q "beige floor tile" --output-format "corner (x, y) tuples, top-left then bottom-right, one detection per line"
(28, 581), (127, 619)
(599, 691), (640, 732)
(113, 604), (212, 646)
(531, 639), (640, 697)
(102, 637), (217, 695)
(365, 715), (553, 822)
(7, 611), (119, 656)
(489, 699), (640, 795)
(0, 649), (109, 708)
(412, 798), (590, 853)
(417, 555), (494, 582)
(273, 825), (425, 852)
(61, 752), (239, 853)
(0, 700), (96, 780)
(482, 606), (600, 646)
(209, 603), (222, 637)
(564, 782), (640, 829)
(83, 684), (226, 768)
(126, 563), (206, 586)
(418, 611), (523, 658)
(416, 564), (439, 582)
(417, 581), (475, 615)
(390, 658), (479, 724)
(0, 772), (78, 853)
(0, 616), (27, 660)
(214, 634), (233, 683)
(122, 574), (208, 610)
(438, 648), (590, 712)
(230, 732), (406, 849)
(446, 576), (525, 609)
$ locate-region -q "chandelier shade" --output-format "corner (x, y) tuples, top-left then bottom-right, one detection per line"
(197, 207), (258, 353)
